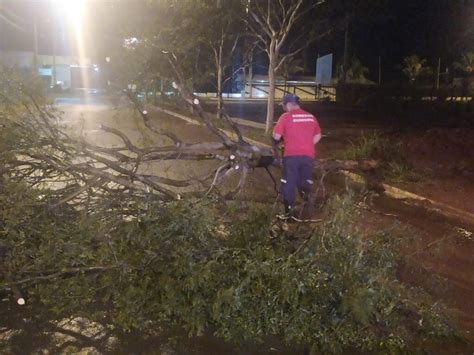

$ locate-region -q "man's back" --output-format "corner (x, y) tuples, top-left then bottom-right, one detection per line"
(273, 108), (321, 159)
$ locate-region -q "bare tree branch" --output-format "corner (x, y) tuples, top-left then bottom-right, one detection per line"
(2, 266), (119, 288)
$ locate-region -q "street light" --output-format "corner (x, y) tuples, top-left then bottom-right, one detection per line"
(51, 0), (87, 88)
(53, 0), (85, 29)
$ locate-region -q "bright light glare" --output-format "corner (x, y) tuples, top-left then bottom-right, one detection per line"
(123, 37), (140, 49)
(54, 0), (85, 27)
(53, 0), (88, 87)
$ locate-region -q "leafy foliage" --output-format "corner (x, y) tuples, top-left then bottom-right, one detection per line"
(454, 52), (474, 75)
(402, 55), (431, 83)
(0, 172), (457, 352)
(337, 132), (400, 161)
(345, 57), (370, 83)
(104, 0), (246, 98)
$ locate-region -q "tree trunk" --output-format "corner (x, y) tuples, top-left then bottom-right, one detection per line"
(266, 49), (277, 134)
(248, 54), (253, 98)
(33, 12), (38, 74)
(341, 12), (350, 84)
(216, 38), (224, 119)
(217, 60), (223, 119)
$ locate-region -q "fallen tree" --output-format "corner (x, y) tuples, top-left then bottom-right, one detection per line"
(1, 55), (382, 210)
(0, 66), (460, 353)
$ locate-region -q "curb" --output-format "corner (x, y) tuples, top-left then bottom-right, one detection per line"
(342, 171), (474, 226)
(228, 116), (266, 129)
(382, 183), (474, 225)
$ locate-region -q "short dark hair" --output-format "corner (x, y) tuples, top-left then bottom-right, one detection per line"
(282, 94), (300, 105)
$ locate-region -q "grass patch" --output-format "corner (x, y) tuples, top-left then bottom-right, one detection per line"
(337, 132), (401, 162)
(337, 132), (427, 183)
(383, 161), (426, 182)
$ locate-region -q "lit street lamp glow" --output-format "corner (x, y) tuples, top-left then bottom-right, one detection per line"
(51, 0), (88, 87)
(53, 0), (85, 29)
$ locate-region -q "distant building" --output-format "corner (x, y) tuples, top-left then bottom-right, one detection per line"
(0, 50), (102, 90)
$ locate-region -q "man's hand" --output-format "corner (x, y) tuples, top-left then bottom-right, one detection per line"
(272, 132), (283, 145)
(313, 133), (322, 145)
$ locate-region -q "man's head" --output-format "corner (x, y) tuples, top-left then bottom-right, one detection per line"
(282, 94), (300, 111)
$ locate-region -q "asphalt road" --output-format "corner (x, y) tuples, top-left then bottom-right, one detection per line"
(54, 95), (376, 127)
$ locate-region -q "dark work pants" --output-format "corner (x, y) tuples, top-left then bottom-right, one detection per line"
(281, 155), (315, 209)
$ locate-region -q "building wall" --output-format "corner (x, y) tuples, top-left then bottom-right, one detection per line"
(0, 50), (91, 68)
(0, 50), (93, 89)
(54, 64), (71, 88)
(37, 54), (91, 67)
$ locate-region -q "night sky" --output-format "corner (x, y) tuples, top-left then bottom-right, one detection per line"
(310, 0), (474, 82)
(1, 0), (473, 82)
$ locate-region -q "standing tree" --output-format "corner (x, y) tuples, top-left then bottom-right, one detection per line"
(243, 0), (325, 134)
(402, 55), (429, 84)
(454, 51), (474, 93)
(165, 0), (248, 117)
(117, 1), (253, 118)
(344, 56), (370, 83)
(454, 52), (474, 74)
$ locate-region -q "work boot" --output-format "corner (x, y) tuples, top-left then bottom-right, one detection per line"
(300, 190), (310, 202)
(277, 204), (295, 221)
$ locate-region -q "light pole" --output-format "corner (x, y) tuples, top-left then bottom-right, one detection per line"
(105, 56), (111, 91)
(0, 0), (3, 63)
(33, 9), (38, 73)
